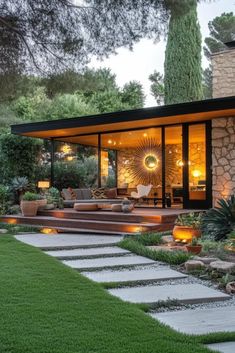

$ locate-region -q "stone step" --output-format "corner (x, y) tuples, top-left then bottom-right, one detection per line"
(151, 306), (235, 335)
(45, 246), (130, 259)
(15, 233), (123, 250)
(206, 342), (235, 353)
(83, 267), (187, 284)
(108, 283), (230, 305)
(62, 255), (155, 271)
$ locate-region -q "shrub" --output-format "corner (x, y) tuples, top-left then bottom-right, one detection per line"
(129, 232), (163, 246)
(0, 133), (42, 183)
(201, 195), (235, 241)
(175, 212), (202, 229)
(22, 192), (39, 201)
(0, 184), (11, 215)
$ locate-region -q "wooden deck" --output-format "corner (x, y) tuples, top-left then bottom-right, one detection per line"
(0, 208), (199, 234)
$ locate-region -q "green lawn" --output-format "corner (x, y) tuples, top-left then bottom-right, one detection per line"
(0, 236), (233, 353)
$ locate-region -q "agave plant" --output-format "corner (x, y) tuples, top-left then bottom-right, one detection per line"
(10, 177), (30, 203)
(201, 195), (235, 241)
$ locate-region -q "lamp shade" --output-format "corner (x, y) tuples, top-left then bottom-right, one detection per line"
(38, 181), (50, 188)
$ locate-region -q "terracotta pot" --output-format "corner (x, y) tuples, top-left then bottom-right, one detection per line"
(186, 245), (202, 255)
(173, 225), (201, 243)
(20, 201), (38, 217)
(37, 199), (47, 211)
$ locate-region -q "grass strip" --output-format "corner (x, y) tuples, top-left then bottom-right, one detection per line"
(0, 235), (222, 353)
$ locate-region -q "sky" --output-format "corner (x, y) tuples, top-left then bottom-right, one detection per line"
(89, 0), (235, 107)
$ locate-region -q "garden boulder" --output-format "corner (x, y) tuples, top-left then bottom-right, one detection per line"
(209, 260), (235, 274)
(185, 260), (205, 272)
(193, 256), (219, 265)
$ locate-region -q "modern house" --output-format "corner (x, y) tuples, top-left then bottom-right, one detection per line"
(11, 42), (235, 211)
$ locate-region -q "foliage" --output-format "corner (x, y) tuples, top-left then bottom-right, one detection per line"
(218, 273), (235, 289)
(121, 81), (145, 109)
(120, 238), (191, 265)
(175, 212), (202, 229)
(149, 71), (165, 105)
(22, 192), (39, 201)
(191, 236), (200, 246)
(201, 195), (235, 241)
(203, 66), (213, 99)
(46, 187), (61, 207)
(10, 176), (31, 203)
(128, 232), (163, 246)
(43, 68), (118, 98)
(164, 0), (203, 104)
(0, 184), (10, 215)
(0, 104), (23, 130)
(204, 12), (235, 59)
(0, 134), (42, 183)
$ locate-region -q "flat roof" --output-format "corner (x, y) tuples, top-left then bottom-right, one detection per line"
(11, 95), (235, 141)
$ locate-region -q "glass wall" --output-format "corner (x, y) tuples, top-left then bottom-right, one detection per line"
(165, 126), (183, 207)
(188, 124), (206, 201)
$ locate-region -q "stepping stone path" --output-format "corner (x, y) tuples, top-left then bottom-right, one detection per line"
(45, 246), (130, 259)
(16, 232), (235, 349)
(84, 267), (187, 283)
(151, 306), (235, 335)
(207, 342), (235, 353)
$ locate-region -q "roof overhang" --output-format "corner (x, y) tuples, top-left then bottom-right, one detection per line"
(11, 96), (235, 142)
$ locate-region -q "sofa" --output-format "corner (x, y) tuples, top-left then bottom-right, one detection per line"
(61, 187), (123, 208)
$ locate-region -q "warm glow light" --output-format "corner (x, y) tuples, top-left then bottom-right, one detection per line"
(192, 169), (202, 178)
(38, 181), (50, 189)
(67, 156), (74, 161)
(144, 155), (158, 170)
(176, 159), (184, 167)
(108, 139), (112, 144)
(7, 218), (18, 224)
(61, 144), (72, 154)
(143, 133), (147, 137)
(41, 228), (58, 234)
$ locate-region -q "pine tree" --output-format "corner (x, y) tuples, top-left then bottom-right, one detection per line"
(164, 0), (203, 104)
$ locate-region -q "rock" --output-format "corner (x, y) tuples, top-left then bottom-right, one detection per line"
(162, 235), (174, 244)
(185, 260), (205, 272)
(210, 260), (235, 274)
(226, 282), (235, 294)
(193, 256), (219, 265)
(0, 229), (8, 234)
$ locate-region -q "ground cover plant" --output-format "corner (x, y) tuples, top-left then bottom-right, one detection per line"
(119, 234), (191, 265)
(0, 234), (225, 353)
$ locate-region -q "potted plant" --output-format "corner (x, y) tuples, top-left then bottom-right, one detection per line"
(186, 236), (202, 255)
(37, 194), (47, 211)
(45, 187), (61, 210)
(20, 192), (40, 216)
(173, 212), (202, 243)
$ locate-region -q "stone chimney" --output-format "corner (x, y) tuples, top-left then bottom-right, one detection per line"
(212, 40), (235, 98)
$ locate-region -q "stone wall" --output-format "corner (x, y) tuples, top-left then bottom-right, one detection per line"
(212, 49), (235, 98)
(212, 117), (235, 205)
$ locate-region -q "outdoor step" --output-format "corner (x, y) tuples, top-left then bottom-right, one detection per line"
(108, 283), (230, 305)
(15, 233), (123, 250)
(83, 267), (187, 283)
(44, 246), (130, 259)
(151, 306), (235, 335)
(38, 209), (177, 224)
(206, 342), (235, 353)
(62, 255), (155, 270)
(1, 215), (171, 234)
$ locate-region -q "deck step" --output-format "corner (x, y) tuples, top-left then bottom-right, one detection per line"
(38, 209), (177, 224)
(0, 215), (173, 234)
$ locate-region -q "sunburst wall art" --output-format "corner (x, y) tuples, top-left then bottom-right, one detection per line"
(123, 137), (174, 186)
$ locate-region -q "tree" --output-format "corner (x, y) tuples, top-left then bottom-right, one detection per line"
(164, 0), (203, 104)
(122, 81), (145, 109)
(42, 68), (117, 98)
(1, 1), (208, 74)
(204, 12), (235, 59)
(149, 71), (164, 105)
(203, 66), (213, 99)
